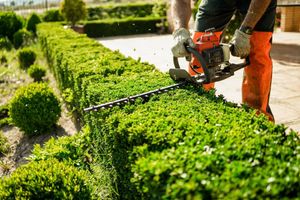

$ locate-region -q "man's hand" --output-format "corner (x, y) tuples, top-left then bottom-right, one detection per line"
(230, 29), (251, 58)
(171, 28), (195, 58)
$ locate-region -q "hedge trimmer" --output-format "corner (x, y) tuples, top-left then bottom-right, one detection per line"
(84, 29), (249, 112)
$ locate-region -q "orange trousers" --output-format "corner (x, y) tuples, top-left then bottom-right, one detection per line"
(191, 31), (274, 121)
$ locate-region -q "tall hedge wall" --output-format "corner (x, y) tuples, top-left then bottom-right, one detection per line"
(84, 17), (166, 38)
(87, 2), (166, 21)
(8, 23), (298, 199)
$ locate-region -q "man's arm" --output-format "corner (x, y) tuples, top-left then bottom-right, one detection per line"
(170, 0), (195, 58)
(171, 0), (191, 30)
(241, 0), (272, 30)
(231, 0), (272, 57)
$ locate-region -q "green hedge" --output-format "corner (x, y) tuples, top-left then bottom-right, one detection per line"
(84, 17), (167, 38)
(0, 159), (93, 199)
(87, 3), (156, 20)
(33, 23), (300, 199)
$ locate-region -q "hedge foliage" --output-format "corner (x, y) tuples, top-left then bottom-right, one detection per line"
(87, 2), (166, 21)
(13, 28), (33, 49)
(83, 2), (167, 37)
(0, 37), (12, 50)
(17, 47), (36, 69)
(0, 11), (23, 41)
(9, 83), (61, 135)
(84, 17), (166, 38)
(60, 0), (87, 27)
(43, 9), (64, 22)
(0, 159), (93, 199)
(33, 23), (300, 199)
(26, 12), (42, 34)
(28, 64), (46, 82)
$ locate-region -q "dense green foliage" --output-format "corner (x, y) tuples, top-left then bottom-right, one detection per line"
(84, 17), (166, 37)
(28, 64), (46, 82)
(43, 9), (64, 22)
(61, 0), (87, 26)
(13, 29), (33, 49)
(26, 13), (42, 34)
(45, 2), (166, 22)
(0, 12), (23, 41)
(29, 127), (117, 199)
(9, 83), (61, 135)
(0, 37), (12, 50)
(87, 2), (166, 21)
(0, 159), (92, 199)
(36, 23), (300, 199)
(17, 47), (36, 69)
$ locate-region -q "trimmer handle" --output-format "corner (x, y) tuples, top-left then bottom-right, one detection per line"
(173, 44), (212, 83)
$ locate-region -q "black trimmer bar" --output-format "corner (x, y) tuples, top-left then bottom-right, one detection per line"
(84, 30), (249, 112)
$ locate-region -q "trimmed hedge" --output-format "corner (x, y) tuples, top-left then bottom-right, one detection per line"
(0, 159), (92, 199)
(44, 2), (167, 22)
(34, 23), (300, 199)
(84, 17), (167, 38)
(87, 2), (165, 21)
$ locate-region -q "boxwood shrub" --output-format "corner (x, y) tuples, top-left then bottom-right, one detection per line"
(0, 37), (12, 51)
(13, 28), (33, 49)
(0, 11), (23, 41)
(0, 159), (92, 199)
(26, 12), (42, 34)
(36, 23), (300, 199)
(28, 64), (46, 82)
(9, 83), (61, 135)
(17, 47), (36, 69)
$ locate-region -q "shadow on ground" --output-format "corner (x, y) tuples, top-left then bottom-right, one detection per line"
(271, 43), (300, 64)
(0, 124), (70, 176)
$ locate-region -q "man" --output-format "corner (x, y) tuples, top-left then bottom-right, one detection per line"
(171, 0), (276, 122)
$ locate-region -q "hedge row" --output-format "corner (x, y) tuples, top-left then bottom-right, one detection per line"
(87, 2), (166, 21)
(84, 17), (166, 37)
(42, 2), (166, 22)
(2, 23), (297, 199)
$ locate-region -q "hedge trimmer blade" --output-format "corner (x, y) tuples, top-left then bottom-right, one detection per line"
(83, 81), (191, 112)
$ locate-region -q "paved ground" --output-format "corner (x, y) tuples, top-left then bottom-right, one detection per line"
(97, 31), (300, 132)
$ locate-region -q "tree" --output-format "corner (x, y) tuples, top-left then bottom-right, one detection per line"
(60, 0), (87, 27)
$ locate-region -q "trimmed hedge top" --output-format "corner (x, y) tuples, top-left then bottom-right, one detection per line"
(87, 2), (166, 21)
(33, 23), (300, 199)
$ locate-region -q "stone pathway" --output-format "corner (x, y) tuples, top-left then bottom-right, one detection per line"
(97, 31), (300, 132)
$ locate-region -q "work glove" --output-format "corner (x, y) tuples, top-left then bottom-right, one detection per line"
(171, 28), (196, 59)
(230, 29), (251, 58)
